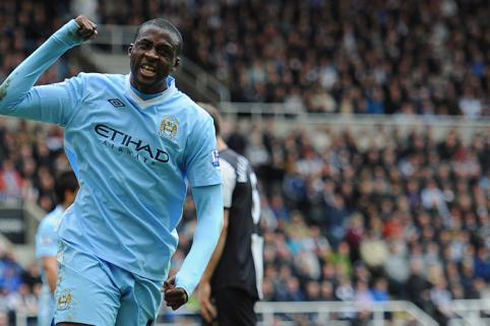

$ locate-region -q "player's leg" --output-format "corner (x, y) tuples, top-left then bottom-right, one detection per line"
(214, 288), (257, 326)
(114, 271), (163, 326)
(53, 242), (121, 326)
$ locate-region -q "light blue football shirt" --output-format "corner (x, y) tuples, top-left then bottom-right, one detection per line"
(35, 205), (64, 326)
(0, 19), (223, 293)
(54, 73), (221, 280)
(36, 206), (64, 261)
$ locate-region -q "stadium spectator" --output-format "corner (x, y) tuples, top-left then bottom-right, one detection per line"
(0, 159), (23, 203)
(0, 114), (488, 322)
(93, 0), (489, 117)
(0, 1), (489, 324)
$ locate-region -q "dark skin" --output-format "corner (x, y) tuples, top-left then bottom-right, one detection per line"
(128, 24), (181, 94)
(56, 16), (186, 326)
(129, 25), (188, 311)
(162, 273), (189, 310)
(75, 15), (98, 41)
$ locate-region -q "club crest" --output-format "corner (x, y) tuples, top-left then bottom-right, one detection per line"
(57, 289), (73, 311)
(159, 116), (178, 139)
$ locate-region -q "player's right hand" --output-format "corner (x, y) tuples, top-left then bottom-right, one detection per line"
(198, 281), (217, 323)
(74, 15), (98, 41)
(162, 274), (189, 311)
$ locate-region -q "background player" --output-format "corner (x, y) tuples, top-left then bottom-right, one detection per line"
(0, 15), (223, 326)
(35, 171), (79, 326)
(198, 104), (264, 326)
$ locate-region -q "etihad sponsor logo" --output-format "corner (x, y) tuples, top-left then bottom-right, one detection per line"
(94, 124), (169, 165)
(158, 116), (178, 139)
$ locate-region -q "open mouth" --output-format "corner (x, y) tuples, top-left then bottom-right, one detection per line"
(140, 64), (157, 78)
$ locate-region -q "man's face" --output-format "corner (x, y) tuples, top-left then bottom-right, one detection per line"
(128, 25), (180, 94)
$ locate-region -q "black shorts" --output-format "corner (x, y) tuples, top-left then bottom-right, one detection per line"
(202, 287), (257, 326)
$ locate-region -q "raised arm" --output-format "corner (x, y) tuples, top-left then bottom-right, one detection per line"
(0, 16), (97, 124)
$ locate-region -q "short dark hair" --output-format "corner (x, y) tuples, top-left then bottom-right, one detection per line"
(55, 171), (79, 204)
(199, 103), (221, 136)
(134, 18), (183, 55)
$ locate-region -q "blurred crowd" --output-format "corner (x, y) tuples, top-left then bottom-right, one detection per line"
(175, 123), (490, 325)
(0, 0), (80, 87)
(0, 249), (39, 325)
(97, 0), (489, 117)
(0, 120), (67, 325)
(0, 4), (75, 322)
(0, 0), (489, 325)
(2, 0), (489, 117)
(1, 117), (488, 325)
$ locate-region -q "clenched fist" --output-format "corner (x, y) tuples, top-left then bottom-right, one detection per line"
(162, 274), (189, 311)
(74, 15), (98, 41)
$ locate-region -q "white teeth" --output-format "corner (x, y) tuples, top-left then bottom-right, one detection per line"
(141, 64), (155, 72)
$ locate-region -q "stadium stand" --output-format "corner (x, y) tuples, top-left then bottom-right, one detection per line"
(0, 0), (489, 325)
(173, 123), (489, 326)
(95, 0), (489, 116)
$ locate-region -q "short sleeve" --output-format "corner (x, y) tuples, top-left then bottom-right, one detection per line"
(220, 159), (236, 208)
(185, 115), (222, 187)
(35, 219), (59, 259)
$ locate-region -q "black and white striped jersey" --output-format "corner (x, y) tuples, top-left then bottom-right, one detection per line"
(211, 148), (263, 299)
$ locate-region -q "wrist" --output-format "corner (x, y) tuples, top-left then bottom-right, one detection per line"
(51, 19), (83, 48)
(199, 279), (210, 288)
(202, 274), (213, 284)
(175, 275), (191, 300)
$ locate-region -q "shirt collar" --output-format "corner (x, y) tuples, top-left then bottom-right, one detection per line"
(125, 74), (176, 109)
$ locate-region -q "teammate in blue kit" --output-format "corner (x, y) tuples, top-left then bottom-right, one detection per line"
(0, 15), (223, 326)
(35, 171), (79, 326)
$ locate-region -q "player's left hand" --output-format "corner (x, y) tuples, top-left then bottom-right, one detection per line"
(162, 275), (188, 310)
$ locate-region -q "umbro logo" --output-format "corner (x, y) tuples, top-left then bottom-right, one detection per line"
(108, 98), (126, 108)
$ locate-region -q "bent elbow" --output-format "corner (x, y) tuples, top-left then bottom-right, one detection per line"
(0, 78), (16, 113)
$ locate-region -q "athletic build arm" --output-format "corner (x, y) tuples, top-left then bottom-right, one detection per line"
(0, 16), (96, 124)
(164, 184), (224, 310)
(200, 209), (229, 283)
(198, 209), (229, 322)
(41, 257), (58, 293)
(35, 216), (62, 294)
(198, 149), (236, 321)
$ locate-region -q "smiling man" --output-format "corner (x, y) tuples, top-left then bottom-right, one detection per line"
(0, 16), (223, 326)
(129, 19), (182, 94)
